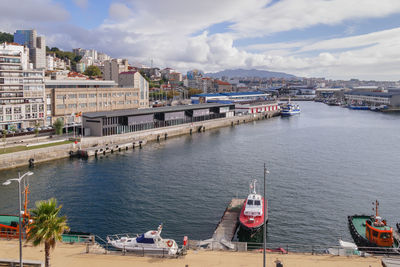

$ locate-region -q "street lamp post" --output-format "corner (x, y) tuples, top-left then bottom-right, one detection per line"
(263, 164), (269, 267)
(2, 171), (34, 267)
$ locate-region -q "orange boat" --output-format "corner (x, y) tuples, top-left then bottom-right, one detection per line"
(348, 200), (399, 253)
(0, 184), (31, 239)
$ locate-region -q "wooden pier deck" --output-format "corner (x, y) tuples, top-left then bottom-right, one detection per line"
(211, 198), (245, 249)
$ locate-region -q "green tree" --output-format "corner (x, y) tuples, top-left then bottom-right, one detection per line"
(188, 88), (203, 97)
(1, 129), (6, 152)
(53, 119), (64, 135)
(8, 125), (16, 137)
(84, 65), (101, 77)
(0, 32), (13, 43)
(50, 47), (60, 52)
(34, 123), (40, 137)
(27, 198), (69, 267)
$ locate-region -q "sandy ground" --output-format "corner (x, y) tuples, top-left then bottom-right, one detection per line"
(0, 240), (382, 267)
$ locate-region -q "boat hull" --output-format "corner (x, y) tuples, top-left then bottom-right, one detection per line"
(239, 198), (267, 232)
(348, 215), (400, 254)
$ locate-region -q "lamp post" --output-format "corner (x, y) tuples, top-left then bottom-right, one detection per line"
(2, 171), (34, 267)
(263, 164), (269, 267)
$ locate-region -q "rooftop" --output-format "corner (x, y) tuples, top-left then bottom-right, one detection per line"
(45, 80), (117, 86)
(345, 91), (400, 97)
(83, 103), (233, 118)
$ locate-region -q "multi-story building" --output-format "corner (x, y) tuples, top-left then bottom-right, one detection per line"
(118, 71), (149, 108)
(14, 29), (46, 69)
(45, 80), (146, 125)
(0, 43), (45, 130)
(103, 59), (129, 83)
(214, 80), (232, 92)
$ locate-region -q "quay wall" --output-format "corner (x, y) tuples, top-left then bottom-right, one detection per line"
(0, 111), (279, 171)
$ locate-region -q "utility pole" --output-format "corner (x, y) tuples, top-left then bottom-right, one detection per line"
(263, 163), (269, 267)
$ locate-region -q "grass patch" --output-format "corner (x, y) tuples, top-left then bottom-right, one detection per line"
(0, 140), (73, 155)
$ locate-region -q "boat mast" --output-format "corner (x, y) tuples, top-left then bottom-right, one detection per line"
(374, 200), (379, 218)
(23, 180), (30, 219)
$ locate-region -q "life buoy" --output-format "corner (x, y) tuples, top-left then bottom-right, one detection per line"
(166, 240), (173, 247)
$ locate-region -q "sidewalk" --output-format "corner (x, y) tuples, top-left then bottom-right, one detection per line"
(0, 240), (382, 267)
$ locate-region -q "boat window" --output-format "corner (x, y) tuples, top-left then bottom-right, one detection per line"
(247, 200), (254, 205)
(380, 232), (391, 239)
(372, 231), (379, 237)
(254, 200), (261, 206)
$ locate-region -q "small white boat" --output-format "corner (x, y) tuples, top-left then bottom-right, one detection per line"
(327, 239), (370, 256)
(107, 225), (179, 255)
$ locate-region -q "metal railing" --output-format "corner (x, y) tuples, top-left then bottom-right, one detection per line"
(188, 239), (400, 256)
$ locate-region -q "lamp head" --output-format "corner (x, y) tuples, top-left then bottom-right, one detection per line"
(2, 180), (11, 186)
(26, 171), (34, 176)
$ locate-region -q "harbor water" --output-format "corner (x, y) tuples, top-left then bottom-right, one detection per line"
(1, 102), (400, 248)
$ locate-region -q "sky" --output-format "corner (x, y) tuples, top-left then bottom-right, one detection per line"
(1, 0), (400, 80)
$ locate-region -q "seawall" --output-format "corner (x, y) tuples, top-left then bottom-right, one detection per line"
(0, 111), (279, 171)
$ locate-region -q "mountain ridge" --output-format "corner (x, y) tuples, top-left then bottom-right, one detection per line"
(205, 68), (296, 79)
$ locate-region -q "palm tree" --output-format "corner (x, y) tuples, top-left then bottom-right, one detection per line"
(27, 198), (69, 267)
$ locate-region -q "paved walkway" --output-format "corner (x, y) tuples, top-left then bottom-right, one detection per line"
(0, 239), (383, 267)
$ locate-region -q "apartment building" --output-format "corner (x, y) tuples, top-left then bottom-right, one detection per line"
(118, 71), (149, 108)
(0, 43), (45, 130)
(14, 29), (46, 69)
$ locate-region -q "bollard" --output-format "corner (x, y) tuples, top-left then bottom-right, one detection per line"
(86, 243), (89, 253)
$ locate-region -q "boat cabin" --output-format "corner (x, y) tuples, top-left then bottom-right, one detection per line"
(244, 194), (263, 217)
(0, 215), (20, 239)
(365, 217), (394, 247)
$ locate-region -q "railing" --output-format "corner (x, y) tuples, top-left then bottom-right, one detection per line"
(188, 239), (400, 256)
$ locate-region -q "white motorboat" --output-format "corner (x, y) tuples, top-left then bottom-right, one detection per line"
(107, 224), (179, 255)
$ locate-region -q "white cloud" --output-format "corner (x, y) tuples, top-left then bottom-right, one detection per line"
(3, 0), (400, 80)
(73, 0), (88, 9)
(0, 0), (69, 32)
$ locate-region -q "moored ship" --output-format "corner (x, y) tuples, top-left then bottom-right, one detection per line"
(239, 180), (267, 232)
(348, 200), (399, 253)
(280, 102), (300, 116)
(107, 224), (180, 255)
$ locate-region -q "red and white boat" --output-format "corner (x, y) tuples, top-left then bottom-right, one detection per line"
(239, 180), (267, 232)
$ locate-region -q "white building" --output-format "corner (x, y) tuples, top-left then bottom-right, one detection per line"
(0, 43), (45, 130)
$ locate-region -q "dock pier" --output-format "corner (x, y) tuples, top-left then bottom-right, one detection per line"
(76, 140), (147, 158)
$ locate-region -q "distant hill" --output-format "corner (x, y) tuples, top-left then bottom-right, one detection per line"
(205, 69), (296, 79)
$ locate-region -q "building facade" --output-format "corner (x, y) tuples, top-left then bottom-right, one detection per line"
(45, 80), (143, 125)
(103, 59), (129, 83)
(14, 30), (46, 69)
(118, 71), (149, 108)
(0, 43), (45, 130)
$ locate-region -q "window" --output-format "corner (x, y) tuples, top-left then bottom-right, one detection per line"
(372, 231), (379, 237)
(56, 95), (66, 100)
(380, 232), (391, 239)
(5, 108), (11, 114)
(247, 200), (253, 205)
(112, 93), (116, 97)
(47, 104), (51, 111)
(46, 94), (51, 99)
(118, 101), (124, 105)
(89, 102), (96, 107)
(79, 94), (87, 98)
(32, 105), (37, 112)
(0, 108), (2, 115)
(254, 200), (261, 206)
(25, 114), (31, 119)
(69, 94), (77, 99)
(89, 94), (96, 98)
(39, 104), (44, 112)
(56, 104), (65, 109)
(79, 103), (87, 108)
(103, 93), (107, 97)
(68, 104), (77, 108)
(13, 107), (21, 114)
(5, 115), (11, 120)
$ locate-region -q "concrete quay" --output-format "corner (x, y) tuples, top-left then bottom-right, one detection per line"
(0, 111), (279, 171)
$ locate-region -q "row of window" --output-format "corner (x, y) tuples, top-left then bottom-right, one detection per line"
(55, 92), (139, 100)
(55, 100), (137, 110)
(0, 112), (44, 122)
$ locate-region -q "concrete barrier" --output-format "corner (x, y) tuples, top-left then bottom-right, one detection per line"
(0, 111), (279, 171)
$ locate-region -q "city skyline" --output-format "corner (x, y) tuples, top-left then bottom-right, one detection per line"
(1, 0), (400, 80)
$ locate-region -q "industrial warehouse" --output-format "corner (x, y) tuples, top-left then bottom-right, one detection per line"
(82, 103), (236, 136)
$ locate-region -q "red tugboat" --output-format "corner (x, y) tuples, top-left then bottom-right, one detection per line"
(239, 180), (267, 232)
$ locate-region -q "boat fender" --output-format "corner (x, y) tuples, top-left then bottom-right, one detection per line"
(166, 240), (173, 247)
(183, 236), (188, 246)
